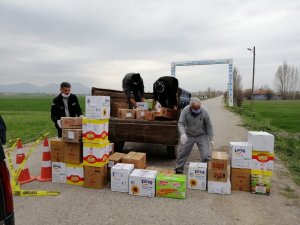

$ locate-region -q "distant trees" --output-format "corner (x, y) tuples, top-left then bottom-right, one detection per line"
(274, 61), (299, 100)
(233, 67), (243, 107)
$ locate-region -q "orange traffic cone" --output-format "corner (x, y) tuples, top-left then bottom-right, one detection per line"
(16, 139), (36, 184)
(36, 137), (52, 182)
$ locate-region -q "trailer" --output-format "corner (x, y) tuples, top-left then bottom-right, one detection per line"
(91, 87), (191, 159)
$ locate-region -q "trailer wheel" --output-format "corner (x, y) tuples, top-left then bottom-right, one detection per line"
(167, 145), (178, 159)
(114, 141), (125, 152)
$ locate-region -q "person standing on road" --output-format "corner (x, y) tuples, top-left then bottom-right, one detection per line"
(122, 73), (145, 109)
(51, 82), (83, 138)
(153, 76), (179, 110)
(175, 97), (214, 174)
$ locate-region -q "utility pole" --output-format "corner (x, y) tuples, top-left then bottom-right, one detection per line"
(247, 46), (256, 108)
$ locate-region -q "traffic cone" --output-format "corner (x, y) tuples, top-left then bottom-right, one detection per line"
(16, 139), (36, 184)
(36, 137), (52, 182)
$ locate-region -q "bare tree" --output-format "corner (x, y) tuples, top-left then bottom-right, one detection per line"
(274, 61), (299, 100)
(233, 67), (243, 107)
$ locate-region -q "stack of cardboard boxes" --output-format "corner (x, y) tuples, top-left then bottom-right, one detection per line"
(51, 117), (83, 185)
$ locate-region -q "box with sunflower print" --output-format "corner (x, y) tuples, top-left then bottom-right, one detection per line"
(187, 162), (207, 190)
(129, 169), (157, 197)
(156, 173), (186, 199)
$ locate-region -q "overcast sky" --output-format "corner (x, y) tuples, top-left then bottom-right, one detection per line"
(1, 0), (300, 92)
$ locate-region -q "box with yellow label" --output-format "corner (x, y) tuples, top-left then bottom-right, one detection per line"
(251, 151), (274, 171)
(85, 96), (110, 119)
(66, 163), (84, 186)
(251, 170), (272, 195)
(82, 118), (109, 143)
(83, 142), (110, 167)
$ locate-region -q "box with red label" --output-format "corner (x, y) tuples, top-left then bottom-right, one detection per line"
(64, 142), (83, 164)
(61, 117), (82, 129)
(210, 151), (229, 171)
(231, 168), (251, 192)
(83, 142), (110, 167)
(84, 165), (107, 189)
(62, 129), (82, 143)
(156, 107), (177, 120)
(66, 163), (84, 186)
(85, 96), (110, 119)
(50, 138), (65, 162)
(208, 164), (230, 183)
(251, 151), (274, 171)
(82, 118), (109, 143)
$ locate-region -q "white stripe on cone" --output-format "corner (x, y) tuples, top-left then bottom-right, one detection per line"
(42, 160), (52, 167)
(42, 147), (50, 153)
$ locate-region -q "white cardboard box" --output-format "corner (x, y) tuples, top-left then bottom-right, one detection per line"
(230, 142), (252, 169)
(85, 96), (110, 119)
(187, 162), (207, 190)
(247, 131), (274, 153)
(52, 162), (67, 183)
(251, 151), (274, 171)
(111, 163), (134, 193)
(208, 178), (231, 195)
(135, 102), (149, 110)
(129, 169), (157, 198)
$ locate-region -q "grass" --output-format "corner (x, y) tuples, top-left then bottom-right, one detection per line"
(228, 100), (300, 185)
(0, 94), (85, 144)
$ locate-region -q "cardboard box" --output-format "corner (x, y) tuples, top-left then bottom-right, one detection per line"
(84, 165), (107, 189)
(208, 164), (230, 183)
(207, 178), (231, 195)
(251, 170), (272, 195)
(231, 168), (251, 192)
(50, 138), (65, 162)
(111, 102), (129, 117)
(52, 162), (67, 183)
(248, 131), (275, 153)
(211, 151), (229, 170)
(82, 142), (110, 167)
(109, 142), (114, 155)
(129, 169), (157, 198)
(118, 109), (135, 119)
(187, 162), (207, 190)
(144, 111), (156, 121)
(251, 151), (274, 171)
(121, 151), (146, 169)
(156, 173), (186, 199)
(111, 163), (134, 192)
(144, 99), (154, 109)
(135, 102), (149, 110)
(134, 110), (146, 120)
(108, 152), (126, 181)
(61, 117), (82, 129)
(156, 107), (177, 119)
(62, 129), (82, 143)
(85, 96), (110, 119)
(230, 142), (252, 169)
(66, 163), (84, 186)
(145, 167), (175, 174)
(64, 142), (83, 164)
(82, 118), (109, 143)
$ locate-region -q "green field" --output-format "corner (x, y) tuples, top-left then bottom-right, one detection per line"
(0, 94), (85, 143)
(230, 100), (300, 185)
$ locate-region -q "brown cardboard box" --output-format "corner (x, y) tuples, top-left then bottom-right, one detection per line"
(134, 110), (146, 120)
(62, 129), (82, 143)
(145, 111), (156, 121)
(146, 166), (175, 174)
(208, 164), (230, 183)
(64, 142), (83, 164)
(156, 107), (177, 119)
(211, 151), (229, 170)
(61, 117), (82, 129)
(50, 139), (65, 162)
(118, 109), (135, 119)
(84, 165), (107, 189)
(109, 143), (114, 155)
(111, 102), (129, 117)
(121, 151), (146, 169)
(107, 152), (126, 181)
(231, 168), (251, 192)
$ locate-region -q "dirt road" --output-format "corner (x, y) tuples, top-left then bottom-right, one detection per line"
(11, 96), (300, 225)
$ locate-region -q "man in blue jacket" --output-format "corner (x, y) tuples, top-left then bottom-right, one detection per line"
(51, 82), (83, 137)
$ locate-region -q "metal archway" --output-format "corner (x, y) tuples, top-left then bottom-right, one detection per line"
(171, 59), (233, 106)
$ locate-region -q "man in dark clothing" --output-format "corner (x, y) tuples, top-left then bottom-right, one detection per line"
(153, 76), (179, 110)
(0, 115), (6, 159)
(122, 73), (145, 109)
(51, 82), (83, 137)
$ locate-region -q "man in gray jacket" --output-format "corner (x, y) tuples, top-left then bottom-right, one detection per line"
(175, 97), (214, 174)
